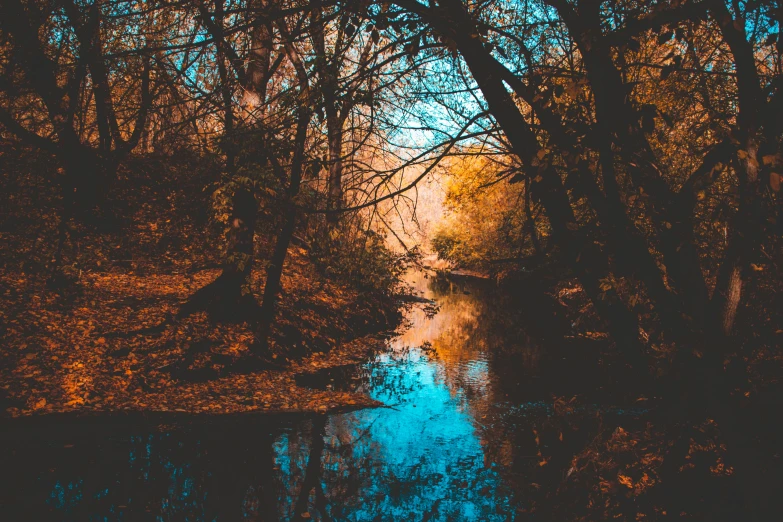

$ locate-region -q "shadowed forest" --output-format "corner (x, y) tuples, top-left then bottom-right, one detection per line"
(1, 0), (782, 520)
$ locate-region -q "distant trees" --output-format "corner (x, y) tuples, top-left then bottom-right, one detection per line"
(432, 152), (542, 270)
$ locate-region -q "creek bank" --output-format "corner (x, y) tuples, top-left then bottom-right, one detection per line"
(421, 260), (492, 281)
(1, 267), (747, 521)
(445, 268), (492, 280)
(1, 149), (407, 419)
(0, 249), (403, 419)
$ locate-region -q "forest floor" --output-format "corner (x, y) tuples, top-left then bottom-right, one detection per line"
(0, 250), (402, 418)
(0, 147), (403, 419)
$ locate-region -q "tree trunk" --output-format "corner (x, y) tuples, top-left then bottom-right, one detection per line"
(311, 5), (346, 225)
(244, 17), (273, 107)
(253, 101), (311, 354)
(223, 186), (259, 299)
(548, 0), (713, 337)
(326, 121), (343, 222)
(719, 265), (742, 335)
(706, 1), (766, 338)
(254, 202), (298, 352)
(709, 130), (764, 335)
(178, 186), (258, 320)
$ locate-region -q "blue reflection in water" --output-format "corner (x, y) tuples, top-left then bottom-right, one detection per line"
(311, 349), (518, 520)
(272, 270), (524, 520)
(47, 479), (84, 511)
(4, 271), (533, 521)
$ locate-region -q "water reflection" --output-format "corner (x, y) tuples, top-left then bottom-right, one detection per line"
(282, 270), (530, 520)
(1, 270), (558, 521)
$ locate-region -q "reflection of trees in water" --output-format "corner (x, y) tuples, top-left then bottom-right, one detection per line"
(368, 356), (427, 403)
(422, 275), (620, 515)
(291, 417), (330, 521)
(303, 356), (519, 519)
(267, 332), (524, 519)
(419, 273), (541, 416)
(315, 418), (517, 520)
(7, 409), (516, 521)
(8, 273), (549, 521)
(400, 271), (579, 516)
(2, 421), (284, 521)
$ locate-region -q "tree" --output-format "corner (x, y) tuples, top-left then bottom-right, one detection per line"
(0, 0), (153, 280)
(385, 0), (781, 515)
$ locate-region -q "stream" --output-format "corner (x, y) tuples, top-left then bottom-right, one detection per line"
(0, 270), (630, 521)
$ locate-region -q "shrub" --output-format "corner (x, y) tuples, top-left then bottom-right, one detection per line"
(309, 224), (417, 296)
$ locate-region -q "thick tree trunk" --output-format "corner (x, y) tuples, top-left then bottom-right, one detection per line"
(706, 1), (766, 338)
(178, 186), (258, 320)
(710, 139), (763, 336)
(592, 131), (696, 344)
(718, 265), (743, 335)
(564, 4), (711, 336)
(523, 181), (542, 257)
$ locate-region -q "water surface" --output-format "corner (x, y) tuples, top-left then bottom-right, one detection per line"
(1, 270), (600, 521)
